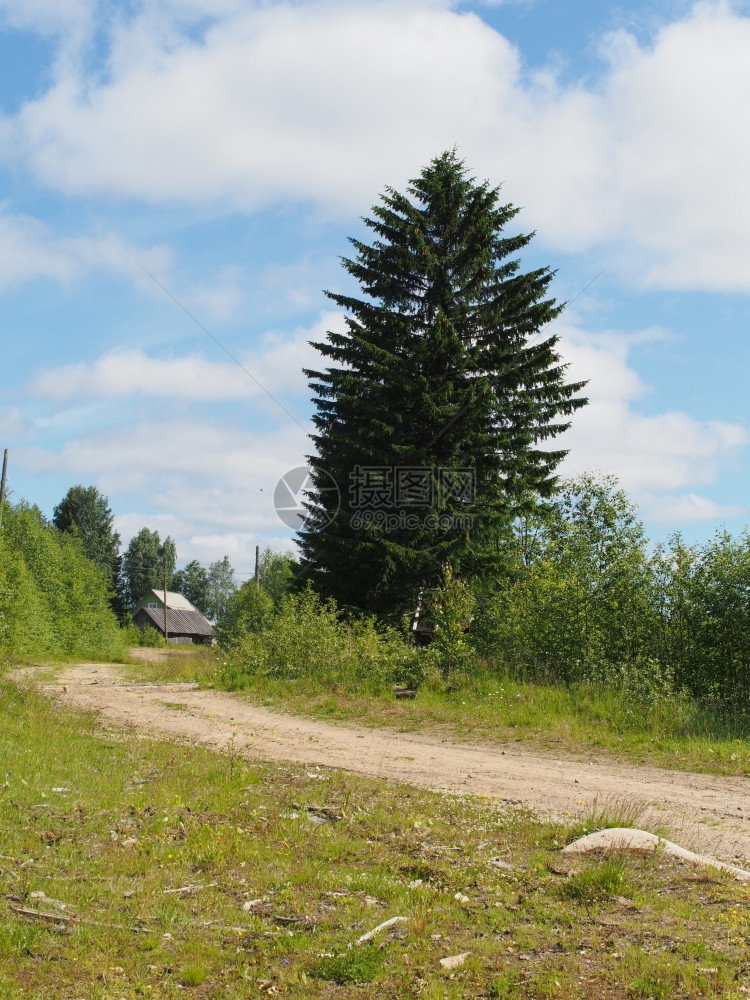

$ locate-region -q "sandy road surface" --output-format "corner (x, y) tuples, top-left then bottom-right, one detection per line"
(15, 661), (750, 865)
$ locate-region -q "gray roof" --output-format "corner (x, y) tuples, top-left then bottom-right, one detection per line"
(136, 605), (214, 638)
(143, 589), (199, 611)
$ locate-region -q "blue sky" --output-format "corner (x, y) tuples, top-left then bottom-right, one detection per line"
(1, 0), (749, 580)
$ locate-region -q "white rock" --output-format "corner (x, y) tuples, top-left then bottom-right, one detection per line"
(562, 828), (750, 882)
(440, 952), (471, 969)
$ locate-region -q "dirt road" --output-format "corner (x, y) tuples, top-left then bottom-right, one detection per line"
(19, 661), (750, 864)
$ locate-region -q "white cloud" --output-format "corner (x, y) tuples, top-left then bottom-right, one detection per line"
(25, 310), (342, 404)
(19, 415), (312, 567)
(28, 349), (259, 402)
(0, 406), (31, 436)
(0, 207), (171, 289)
(185, 267), (244, 322)
(19, 417), (307, 488)
(0, 0), (96, 34)
(4, 2), (750, 288)
(8, 3), (508, 210)
(558, 319), (747, 511)
(641, 492), (745, 524)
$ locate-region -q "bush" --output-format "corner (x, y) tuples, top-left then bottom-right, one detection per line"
(475, 476), (654, 685)
(421, 564), (476, 678)
(215, 581), (274, 647)
(136, 624), (167, 648)
(217, 587), (423, 691)
(221, 478), (750, 707)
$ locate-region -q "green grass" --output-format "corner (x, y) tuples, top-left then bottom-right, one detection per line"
(561, 856), (629, 907)
(3, 659), (750, 998)
(199, 666), (750, 777)
(116, 646), (219, 684)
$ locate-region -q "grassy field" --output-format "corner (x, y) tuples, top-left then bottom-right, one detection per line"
(114, 648), (750, 778)
(3, 659), (750, 999)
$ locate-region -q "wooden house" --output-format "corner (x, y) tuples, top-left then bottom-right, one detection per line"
(132, 589), (214, 645)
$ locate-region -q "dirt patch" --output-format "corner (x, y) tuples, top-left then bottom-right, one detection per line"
(18, 661), (750, 865)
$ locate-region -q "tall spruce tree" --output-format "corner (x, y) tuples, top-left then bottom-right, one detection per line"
(299, 151), (587, 617)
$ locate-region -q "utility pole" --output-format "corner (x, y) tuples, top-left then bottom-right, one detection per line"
(163, 571), (169, 644)
(0, 449), (7, 532)
(255, 545), (260, 591)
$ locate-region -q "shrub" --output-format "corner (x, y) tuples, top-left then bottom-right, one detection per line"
(217, 587), (423, 691)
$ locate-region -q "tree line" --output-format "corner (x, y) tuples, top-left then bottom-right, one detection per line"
(0, 499), (124, 658)
(0, 482), (299, 657)
(5, 473), (750, 705)
(473, 475), (750, 703)
(51, 483), (299, 634)
(51, 484), (241, 621)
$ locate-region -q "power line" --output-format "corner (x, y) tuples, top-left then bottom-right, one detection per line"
(139, 265), (308, 434)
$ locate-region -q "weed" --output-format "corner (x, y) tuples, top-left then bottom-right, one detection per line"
(312, 944), (386, 984)
(490, 971), (520, 997)
(570, 795), (645, 840)
(181, 963), (208, 986)
(561, 856), (629, 908)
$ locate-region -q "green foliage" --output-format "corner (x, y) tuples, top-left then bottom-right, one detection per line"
(424, 563), (476, 678)
(0, 501), (124, 658)
(136, 623), (167, 648)
(215, 580), (274, 647)
(0, 540), (51, 654)
(180, 964), (208, 987)
(204, 555), (237, 622)
(477, 475), (655, 684)
(258, 547), (298, 603)
(53, 485), (128, 623)
(650, 530), (750, 700)
(52, 484), (121, 584)
(312, 945), (386, 984)
(216, 549), (299, 645)
(172, 559), (209, 614)
(218, 587), (422, 691)
(121, 527), (177, 608)
(218, 470), (750, 707)
(561, 857), (629, 908)
(470, 476), (750, 703)
(300, 150), (587, 618)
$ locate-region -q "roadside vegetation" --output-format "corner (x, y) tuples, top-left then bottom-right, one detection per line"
(4, 660), (750, 1000)
(5, 474), (750, 776)
(210, 670), (750, 778)
(0, 501), (125, 660)
(202, 477), (750, 776)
